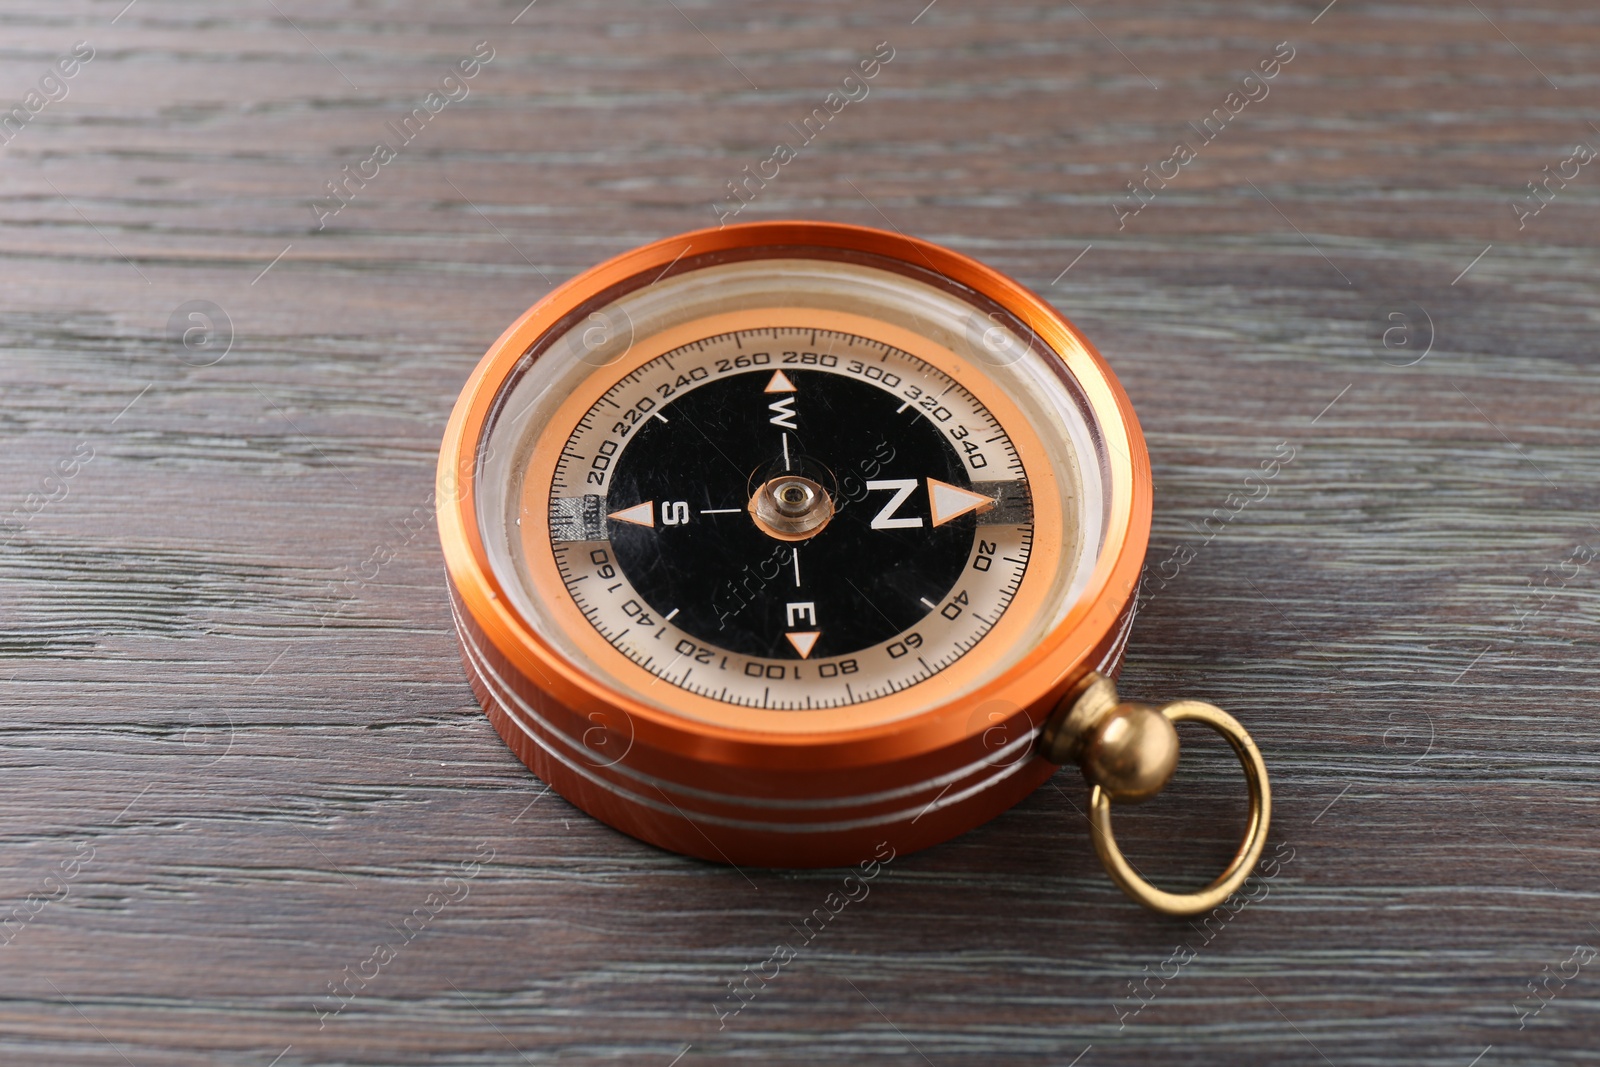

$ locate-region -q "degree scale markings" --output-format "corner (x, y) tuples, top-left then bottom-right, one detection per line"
(543, 324), (1039, 710)
(548, 326), (1024, 496)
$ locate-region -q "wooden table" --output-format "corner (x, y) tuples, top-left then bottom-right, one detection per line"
(4, 1), (1597, 1063)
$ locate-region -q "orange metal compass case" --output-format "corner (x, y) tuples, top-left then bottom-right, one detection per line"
(437, 221), (1270, 915)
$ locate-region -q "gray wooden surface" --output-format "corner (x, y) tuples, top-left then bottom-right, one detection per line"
(3, 1), (1598, 1064)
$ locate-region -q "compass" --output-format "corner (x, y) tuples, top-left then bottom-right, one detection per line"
(438, 221), (1270, 914)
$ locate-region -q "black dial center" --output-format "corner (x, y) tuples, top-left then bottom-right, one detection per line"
(604, 368), (979, 660)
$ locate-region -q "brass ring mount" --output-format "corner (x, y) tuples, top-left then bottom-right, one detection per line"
(1038, 673), (1272, 916)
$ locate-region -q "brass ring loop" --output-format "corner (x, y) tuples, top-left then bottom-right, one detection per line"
(1087, 701), (1271, 916)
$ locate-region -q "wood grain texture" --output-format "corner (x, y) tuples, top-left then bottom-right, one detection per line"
(2, 1), (1598, 1064)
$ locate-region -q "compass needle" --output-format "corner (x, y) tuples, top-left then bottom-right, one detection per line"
(927, 478), (996, 526)
(607, 501), (655, 527)
(785, 631), (821, 659)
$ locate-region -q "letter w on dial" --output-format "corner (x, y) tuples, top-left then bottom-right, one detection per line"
(866, 479), (923, 529)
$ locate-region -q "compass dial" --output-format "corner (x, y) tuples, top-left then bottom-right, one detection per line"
(469, 249), (1115, 738)
(540, 327), (1035, 710)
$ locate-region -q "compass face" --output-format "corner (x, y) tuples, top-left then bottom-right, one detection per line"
(543, 328), (1033, 709)
(474, 255), (1110, 732)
